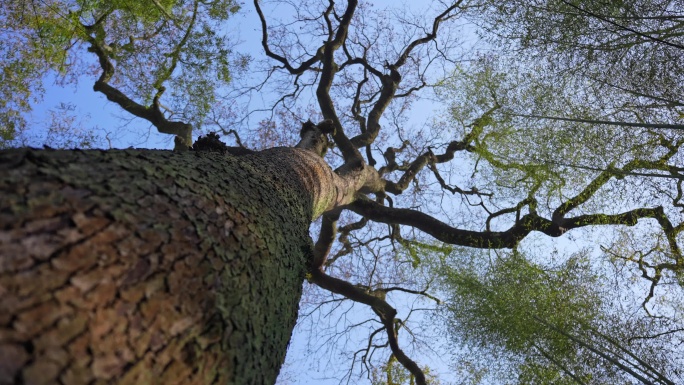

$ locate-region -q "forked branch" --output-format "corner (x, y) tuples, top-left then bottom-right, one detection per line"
(84, 22), (192, 149)
(310, 214), (428, 385)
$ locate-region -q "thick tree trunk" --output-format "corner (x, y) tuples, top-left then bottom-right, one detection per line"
(0, 147), (316, 385)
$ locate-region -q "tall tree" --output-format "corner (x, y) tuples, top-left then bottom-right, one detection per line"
(1, 1), (683, 385)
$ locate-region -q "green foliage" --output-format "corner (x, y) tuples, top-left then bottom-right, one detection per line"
(517, 359), (582, 385)
(431, 2), (684, 382)
(0, 0), (242, 144)
(440, 250), (602, 354)
(398, 239), (453, 268)
(434, 245), (680, 384)
(437, 52), (682, 221)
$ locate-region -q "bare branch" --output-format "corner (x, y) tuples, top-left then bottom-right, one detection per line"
(254, 0), (324, 74)
(308, 268), (428, 385)
(349, 1), (463, 149)
(326, 217), (369, 267)
(313, 213), (339, 268)
(380, 286), (441, 305)
(385, 150), (434, 195)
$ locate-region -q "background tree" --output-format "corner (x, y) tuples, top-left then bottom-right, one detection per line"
(437, 247), (680, 384)
(1, 1), (683, 385)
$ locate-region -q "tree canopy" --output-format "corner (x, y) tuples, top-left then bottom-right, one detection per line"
(2, 0), (684, 384)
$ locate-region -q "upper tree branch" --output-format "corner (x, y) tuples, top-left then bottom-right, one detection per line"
(254, 0), (324, 74)
(394, 2), (462, 69)
(84, 23), (192, 149)
(350, 1), (463, 149)
(383, 138), (478, 195)
(384, 149), (434, 195)
(553, 142), (682, 221)
(316, 0), (365, 171)
(382, 109), (487, 195)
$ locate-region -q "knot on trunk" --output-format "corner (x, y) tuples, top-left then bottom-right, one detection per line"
(296, 119), (333, 157)
(192, 132), (228, 153)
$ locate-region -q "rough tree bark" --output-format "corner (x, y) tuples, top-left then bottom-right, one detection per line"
(0, 145), (332, 385)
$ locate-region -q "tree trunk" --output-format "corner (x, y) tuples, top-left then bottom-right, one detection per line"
(0, 147), (316, 385)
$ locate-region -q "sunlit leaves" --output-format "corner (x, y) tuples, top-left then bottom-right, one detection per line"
(440, 250), (602, 353)
(438, 51), (684, 224)
(434, 244), (682, 384)
(436, 250), (604, 383)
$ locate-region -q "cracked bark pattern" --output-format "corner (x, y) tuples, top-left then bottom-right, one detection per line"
(0, 148), (315, 385)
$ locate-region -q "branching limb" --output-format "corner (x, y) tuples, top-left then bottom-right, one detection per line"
(84, 23), (192, 149)
(553, 151), (682, 222)
(382, 108), (494, 196)
(380, 286), (441, 305)
(430, 162), (492, 198)
(348, 198), (668, 249)
(326, 217), (368, 267)
(385, 150), (435, 195)
(255, 0), (365, 169)
(378, 141), (409, 176)
(313, 213), (339, 268)
(602, 246), (680, 314)
(485, 198), (536, 232)
(349, 66), (375, 165)
(315, 0), (366, 172)
(355, 326), (389, 376)
(308, 268), (428, 385)
(349, 1), (464, 149)
(253, 0), (324, 75)
(310, 210), (428, 384)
